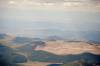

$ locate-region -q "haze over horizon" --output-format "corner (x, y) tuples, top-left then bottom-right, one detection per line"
(0, 0), (100, 38)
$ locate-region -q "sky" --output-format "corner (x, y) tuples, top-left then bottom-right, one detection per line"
(0, 0), (100, 37)
(0, 0), (100, 9)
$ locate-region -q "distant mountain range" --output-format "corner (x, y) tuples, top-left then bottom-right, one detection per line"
(0, 33), (100, 44)
(0, 33), (8, 39)
(12, 37), (33, 44)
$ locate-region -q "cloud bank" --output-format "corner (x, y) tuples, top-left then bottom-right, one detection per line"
(0, 0), (100, 9)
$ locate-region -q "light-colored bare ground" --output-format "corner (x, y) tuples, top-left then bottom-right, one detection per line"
(35, 41), (100, 55)
(18, 61), (61, 66)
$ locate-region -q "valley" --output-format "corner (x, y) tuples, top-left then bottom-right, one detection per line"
(0, 33), (100, 66)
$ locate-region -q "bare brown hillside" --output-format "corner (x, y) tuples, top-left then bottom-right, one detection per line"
(35, 41), (100, 55)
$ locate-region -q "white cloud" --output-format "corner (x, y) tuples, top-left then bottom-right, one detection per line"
(0, 0), (100, 11)
(9, 0), (15, 4)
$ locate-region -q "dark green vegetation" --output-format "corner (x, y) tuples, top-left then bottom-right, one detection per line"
(48, 64), (62, 66)
(60, 59), (100, 66)
(0, 44), (16, 66)
(60, 63), (79, 66)
(12, 53), (27, 63)
(48, 58), (100, 66)
(31, 50), (100, 63)
(0, 43), (27, 66)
